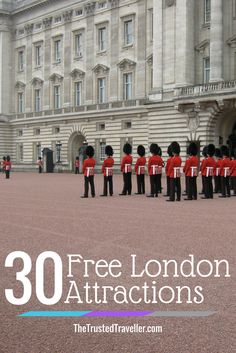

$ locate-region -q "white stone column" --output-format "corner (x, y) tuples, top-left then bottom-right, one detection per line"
(210, 0), (223, 82)
(175, 0), (195, 87)
(150, 0), (163, 100)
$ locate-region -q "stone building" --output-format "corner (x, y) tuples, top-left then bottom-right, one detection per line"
(0, 0), (236, 171)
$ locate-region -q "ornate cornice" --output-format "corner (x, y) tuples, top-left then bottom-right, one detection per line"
(84, 2), (96, 16)
(70, 69), (85, 79)
(108, 0), (120, 8)
(31, 77), (44, 86)
(15, 81), (26, 89)
(92, 64), (110, 75)
(43, 16), (52, 29)
(195, 39), (210, 54)
(118, 58), (136, 70)
(24, 23), (34, 35)
(49, 73), (63, 82)
(63, 10), (73, 23)
(227, 35), (236, 48)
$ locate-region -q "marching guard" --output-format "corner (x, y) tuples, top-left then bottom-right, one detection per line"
(164, 145), (173, 197)
(37, 156), (43, 174)
(74, 157), (80, 174)
(120, 143), (133, 196)
(183, 142), (199, 201)
(5, 156), (12, 179)
(214, 148), (222, 194)
(100, 145), (114, 197)
(219, 145), (231, 198)
(135, 145), (146, 195)
(1, 156), (6, 174)
(201, 144), (216, 199)
(81, 145), (96, 198)
(166, 141), (182, 202)
(147, 143), (163, 197)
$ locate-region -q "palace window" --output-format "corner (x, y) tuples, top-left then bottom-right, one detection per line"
(54, 39), (61, 63)
(54, 85), (61, 109)
(34, 89), (41, 112)
(124, 20), (133, 46)
(204, 0), (211, 24)
(98, 1), (107, 10)
(75, 82), (82, 106)
(75, 33), (83, 57)
(203, 57), (210, 83)
(36, 142), (42, 159)
(54, 16), (62, 23)
(34, 128), (41, 136)
(100, 141), (106, 161)
(98, 27), (106, 52)
(18, 129), (23, 137)
(75, 9), (83, 16)
(35, 44), (42, 67)
(18, 50), (24, 71)
(17, 143), (24, 162)
(123, 73), (133, 100)
(97, 123), (105, 131)
(18, 92), (24, 113)
(98, 78), (106, 103)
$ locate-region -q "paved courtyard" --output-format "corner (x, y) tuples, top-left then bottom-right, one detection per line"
(0, 173), (235, 353)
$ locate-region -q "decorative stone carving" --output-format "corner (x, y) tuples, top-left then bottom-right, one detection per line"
(118, 58), (136, 70)
(108, 0), (120, 8)
(15, 81), (26, 90)
(63, 10), (73, 23)
(147, 54), (153, 66)
(24, 23), (34, 35)
(226, 35), (236, 48)
(165, 0), (176, 7)
(31, 77), (44, 86)
(92, 64), (110, 75)
(187, 110), (200, 132)
(84, 2), (96, 15)
(70, 69), (85, 79)
(43, 17), (53, 29)
(195, 39), (210, 54)
(49, 73), (63, 83)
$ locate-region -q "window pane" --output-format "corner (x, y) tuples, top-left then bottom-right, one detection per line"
(98, 78), (106, 103)
(75, 82), (81, 106)
(124, 20), (133, 45)
(123, 73), (132, 100)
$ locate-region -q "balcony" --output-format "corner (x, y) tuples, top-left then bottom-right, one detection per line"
(174, 80), (236, 99)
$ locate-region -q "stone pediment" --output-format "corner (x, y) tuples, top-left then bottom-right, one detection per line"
(92, 64), (110, 75)
(15, 81), (26, 89)
(118, 58), (136, 70)
(49, 73), (63, 83)
(70, 69), (85, 79)
(195, 39), (210, 53)
(31, 77), (44, 86)
(147, 54), (153, 66)
(227, 35), (236, 48)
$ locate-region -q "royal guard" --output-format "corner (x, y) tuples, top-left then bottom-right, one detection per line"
(147, 143), (163, 198)
(135, 145), (146, 195)
(81, 146), (96, 198)
(74, 156), (80, 174)
(164, 145), (173, 197)
(201, 144), (216, 199)
(100, 145), (114, 197)
(157, 146), (164, 193)
(184, 142), (199, 201)
(183, 146), (190, 197)
(230, 148), (236, 196)
(214, 148), (222, 193)
(200, 146), (208, 195)
(5, 156), (12, 179)
(166, 142), (182, 202)
(2, 156), (6, 174)
(37, 156), (43, 174)
(119, 143), (133, 196)
(219, 145), (231, 198)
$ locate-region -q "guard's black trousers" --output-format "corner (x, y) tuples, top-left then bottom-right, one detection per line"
(203, 176), (213, 198)
(186, 176), (197, 200)
(122, 172), (132, 195)
(232, 176), (236, 195)
(84, 176), (95, 197)
(150, 175), (159, 196)
(103, 176), (113, 196)
(75, 167), (79, 174)
(157, 174), (162, 193)
(39, 166), (42, 174)
(221, 176), (230, 197)
(136, 174), (145, 194)
(214, 175), (221, 193)
(5, 170), (10, 179)
(166, 176), (170, 196)
(169, 177), (181, 201)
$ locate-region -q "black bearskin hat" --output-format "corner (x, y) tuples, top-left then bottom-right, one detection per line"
(76, 156), (79, 160)
(150, 143), (159, 155)
(6, 155), (11, 161)
(105, 145), (113, 157)
(188, 142), (198, 156)
(157, 146), (162, 156)
(220, 145), (229, 157)
(171, 141), (180, 155)
(234, 148), (236, 159)
(167, 145), (173, 157)
(3, 156), (6, 161)
(207, 144), (215, 157)
(86, 145), (95, 157)
(137, 145), (145, 157)
(215, 148), (221, 159)
(123, 143), (132, 155)
(202, 146), (207, 157)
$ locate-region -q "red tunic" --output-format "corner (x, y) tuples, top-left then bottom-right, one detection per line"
(165, 157), (172, 176)
(230, 159), (236, 177)
(215, 159), (222, 176)
(74, 160), (80, 168)
(148, 155), (163, 176)
(168, 156), (182, 178)
(5, 161), (12, 171)
(135, 157), (146, 175)
(2, 160), (6, 170)
(82, 158), (96, 176)
(220, 157), (232, 177)
(121, 155), (133, 173)
(201, 157), (216, 177)
(102, 157), (114, 176)
(184, 156), (199, 177)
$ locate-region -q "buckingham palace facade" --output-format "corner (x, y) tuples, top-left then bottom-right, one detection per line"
(0, 0), (236, 171)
